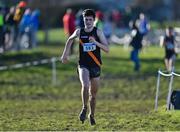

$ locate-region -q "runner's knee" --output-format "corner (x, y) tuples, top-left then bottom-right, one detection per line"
(89, 90), (97, 98)
(89, 94), (96, 100)
(82, 83), (90, 90)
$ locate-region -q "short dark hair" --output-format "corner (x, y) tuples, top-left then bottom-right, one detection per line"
(82, 9), (95, 19)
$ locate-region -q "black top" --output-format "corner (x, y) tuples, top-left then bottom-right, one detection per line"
(164, 35), (175, 52)
(79, 27), (101, 67)
(130, 27), (143, 49)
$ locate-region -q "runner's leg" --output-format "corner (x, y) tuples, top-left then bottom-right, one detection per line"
(169, 58), (173, 72)
(165, 59), (169, 71)
(78, 67), (90, 109)
(78, 67), (90, 123)
(89, 77), (99, 117)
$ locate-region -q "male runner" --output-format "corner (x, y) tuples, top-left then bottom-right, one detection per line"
(60, 9), (109, 125)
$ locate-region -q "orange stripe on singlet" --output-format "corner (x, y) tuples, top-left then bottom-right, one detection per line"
(79, 39), (101, 67)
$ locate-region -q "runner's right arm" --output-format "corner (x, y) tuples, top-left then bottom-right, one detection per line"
(60, 29), (80, 63)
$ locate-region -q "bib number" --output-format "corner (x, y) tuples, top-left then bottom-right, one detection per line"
(83, 43), (96, 52)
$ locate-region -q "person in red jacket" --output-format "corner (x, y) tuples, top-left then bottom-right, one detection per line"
(63, 8), (75, 54)
(13, 1), (27, 50)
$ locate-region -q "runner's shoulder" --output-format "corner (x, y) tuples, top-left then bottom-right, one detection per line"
(96, 27), (104, 36)
(75, 28), (81, 34)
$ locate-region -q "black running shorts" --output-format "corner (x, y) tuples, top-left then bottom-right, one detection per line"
(78, 65), (101, 78)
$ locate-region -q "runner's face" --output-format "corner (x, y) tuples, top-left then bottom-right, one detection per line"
(83, 16), (94, 29)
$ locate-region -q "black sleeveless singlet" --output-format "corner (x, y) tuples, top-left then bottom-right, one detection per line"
(79, 27), (102, 67)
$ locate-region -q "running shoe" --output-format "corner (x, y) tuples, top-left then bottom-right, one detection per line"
(89, 114), (96, 125)
(79, 107), (87, 123)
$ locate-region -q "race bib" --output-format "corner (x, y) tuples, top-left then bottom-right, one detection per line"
(83, 43), (96, 52)
(167, 42), (174, 50)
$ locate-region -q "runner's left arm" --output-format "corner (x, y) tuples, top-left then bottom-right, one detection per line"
(89, 29), (109, 53)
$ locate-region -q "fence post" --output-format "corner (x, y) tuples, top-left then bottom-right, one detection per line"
(51, 57), (56, 85)
(166, 73), (174, 110)
(155, 70), (161, 111)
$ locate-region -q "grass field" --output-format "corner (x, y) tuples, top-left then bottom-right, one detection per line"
(0, 31), (180, 130)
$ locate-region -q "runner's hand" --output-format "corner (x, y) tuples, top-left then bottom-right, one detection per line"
(60, 56), (68, 64)
(89, 36), (96, 43)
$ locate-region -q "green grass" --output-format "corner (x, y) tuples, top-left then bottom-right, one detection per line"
(0, 99), (179, 131)
(0, 35), (180, 130)
(37, 29), (67, 43)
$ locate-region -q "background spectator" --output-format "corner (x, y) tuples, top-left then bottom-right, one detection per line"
(130, 20), (143, 71)
(30, 9), (40, 48)
(75, 9), (84, 28)
(62, 8), (75, 54)
(5, 6), (16, 50)
(94, 10), (103, 29)
(0, 8), (5, 53)
(160, 26), (176, 71)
